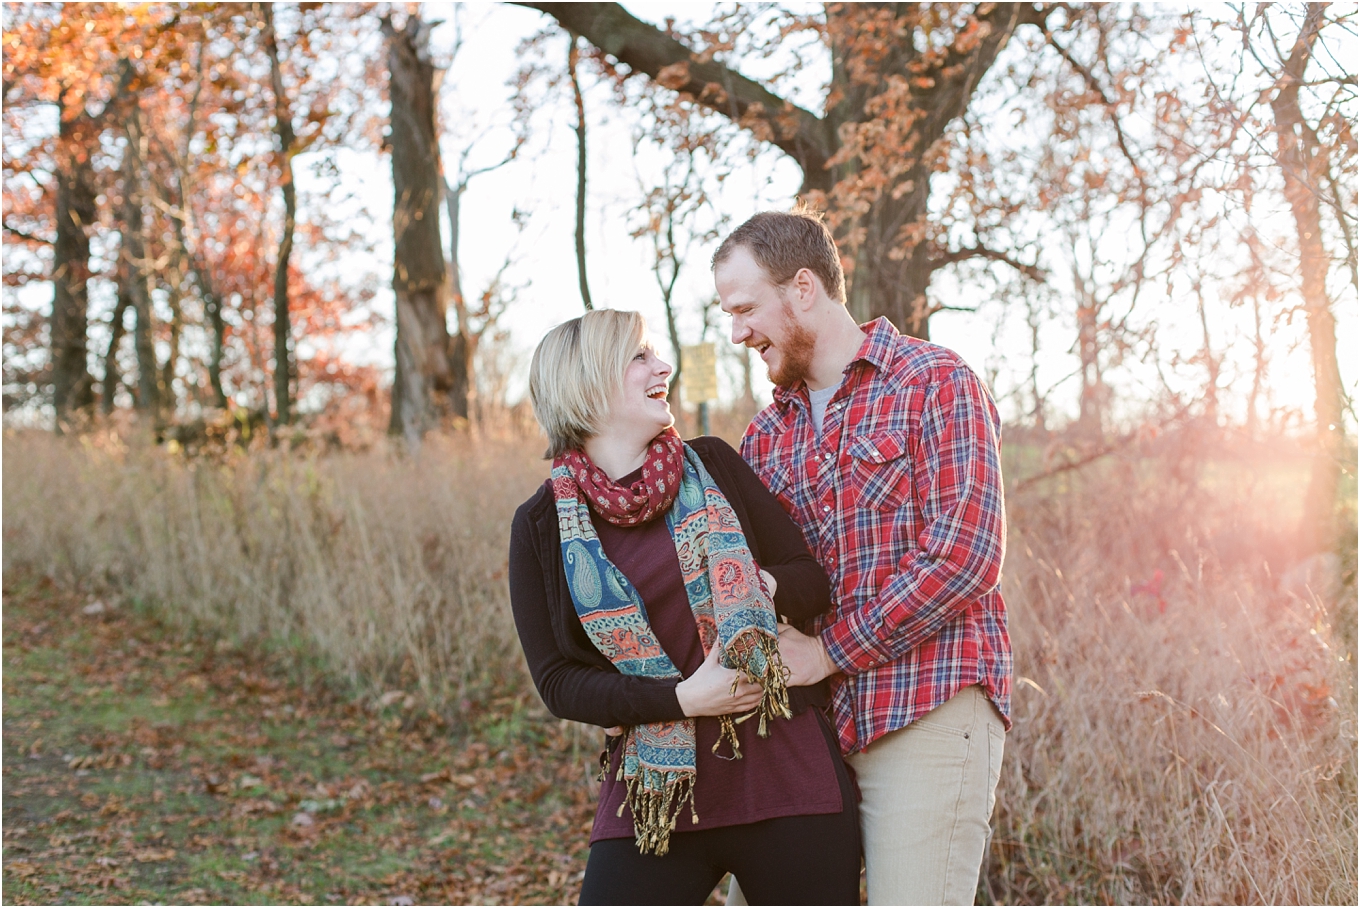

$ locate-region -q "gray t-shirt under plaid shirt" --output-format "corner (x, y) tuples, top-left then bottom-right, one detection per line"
(808, 381), (841, 436)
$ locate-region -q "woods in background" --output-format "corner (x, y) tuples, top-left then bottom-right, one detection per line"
(2, 2), (1355, 542)
(5, 4), (387, 439)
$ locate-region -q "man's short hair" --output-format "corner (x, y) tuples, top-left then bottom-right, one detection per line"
(529, 308), (646, 458)
(712, 208), (846, 303)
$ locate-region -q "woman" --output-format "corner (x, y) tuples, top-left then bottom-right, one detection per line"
(508, 310), (860, 905)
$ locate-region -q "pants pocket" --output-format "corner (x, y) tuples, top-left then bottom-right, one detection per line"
(985, 718), (1005, 821)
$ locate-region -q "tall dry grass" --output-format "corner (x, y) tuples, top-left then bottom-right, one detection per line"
(3, 421), (1355, 903)
(990, 427), (1357, 904)
(1, 425), (547, 707)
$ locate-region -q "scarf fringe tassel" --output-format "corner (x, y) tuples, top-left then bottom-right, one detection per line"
(613, 635), (794, 854)
(617, 769), (697, 856)
(713, 632), (794, 758)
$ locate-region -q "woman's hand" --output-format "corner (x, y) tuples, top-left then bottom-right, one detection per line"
(675, 642), (764, 717)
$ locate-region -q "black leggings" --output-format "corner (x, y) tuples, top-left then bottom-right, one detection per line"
(580, 808), (861, 905)
(579, 729), (861, 905)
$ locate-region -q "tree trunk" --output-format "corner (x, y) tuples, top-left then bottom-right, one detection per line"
(118, 63), (160, 418)
(515, 2), (1041, 340)
(162, 277), (183, 413)
(661, 296), (685, 433)
(1271, 6), (1346, 553)
(1195, 284), (1220, 425)
(820, 4), (1030, 339)
(651, 209), (685, 429)
(1025, 292), (1047, 431)
(206, 282), (228, 408)
(161, 225), (227, 409)
(569, 33), (594, 311)
(832, 154), (935, 338)
(51, 83), (97, 430)
(442, 177), (474, 420)
(174, 215), (227, 408)
(262, 3), (295, 425)
(384, 11), (459, 444)
(173, 234), (228, 408)
(739, 345), (756, 414)
(1247, 290), (1265, 438)
(101, 278), (131, 414)
(154, 40), (227, 411)
(1075, 298), (1102, 437)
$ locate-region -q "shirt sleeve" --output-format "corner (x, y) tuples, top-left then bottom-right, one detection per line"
(508, 507), (687, 727)
(821, 369), (1006, 673)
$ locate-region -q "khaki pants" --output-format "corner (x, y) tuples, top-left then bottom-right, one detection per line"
(728, 685), (1004, 906)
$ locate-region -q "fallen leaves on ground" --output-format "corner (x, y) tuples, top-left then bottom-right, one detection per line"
(1, 573), (631, 906)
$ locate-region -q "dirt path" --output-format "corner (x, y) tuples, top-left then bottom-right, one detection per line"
(1, 574), (605, 905)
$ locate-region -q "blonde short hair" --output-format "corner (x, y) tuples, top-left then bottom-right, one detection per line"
(529, 309), (646, 458)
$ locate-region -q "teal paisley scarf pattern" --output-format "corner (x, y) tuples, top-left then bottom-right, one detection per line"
(552, 433), (792, 855)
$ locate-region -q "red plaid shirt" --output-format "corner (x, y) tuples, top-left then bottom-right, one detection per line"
(742, 318), (1012, 755)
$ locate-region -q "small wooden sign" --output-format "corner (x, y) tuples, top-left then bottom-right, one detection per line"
(681, 342), (718, 404)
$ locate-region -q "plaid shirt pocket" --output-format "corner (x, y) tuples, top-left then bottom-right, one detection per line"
(846, 431), (911, 511)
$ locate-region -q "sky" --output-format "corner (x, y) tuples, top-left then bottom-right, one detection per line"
(6, 1), (1356, 429)
(293, 2), (808, 412)
(290, 1), (1354, 429)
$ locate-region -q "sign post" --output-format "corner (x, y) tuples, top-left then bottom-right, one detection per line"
(681, 342), (717, 436)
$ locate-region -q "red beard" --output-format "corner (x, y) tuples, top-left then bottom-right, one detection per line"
(766, 299), (818, 388)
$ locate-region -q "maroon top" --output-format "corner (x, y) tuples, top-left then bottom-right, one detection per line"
(589, 481), (843, 843)
(509, 437), (834, 732)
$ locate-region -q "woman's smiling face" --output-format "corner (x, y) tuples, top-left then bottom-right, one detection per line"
(604, 340), (674, 441)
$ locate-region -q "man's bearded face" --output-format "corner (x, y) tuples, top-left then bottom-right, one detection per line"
(764, 295), (817, 388)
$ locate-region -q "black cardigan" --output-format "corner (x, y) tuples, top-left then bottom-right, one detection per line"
(508, 436), (833, 729)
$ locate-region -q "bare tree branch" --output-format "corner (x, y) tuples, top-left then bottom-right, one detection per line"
(1045, 30), (1146, 180)
(1012, 401), (1195, 494)
(933, 244), (1047, 283)
(3, 222), (53, 246)
(568, 31), (593, 311)
(510, 1), (834, 177)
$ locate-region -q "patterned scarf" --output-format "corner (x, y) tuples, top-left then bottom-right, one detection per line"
(552, 430), (792, 855)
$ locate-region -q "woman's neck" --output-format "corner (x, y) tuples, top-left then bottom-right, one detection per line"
(583, 430), (652, 481)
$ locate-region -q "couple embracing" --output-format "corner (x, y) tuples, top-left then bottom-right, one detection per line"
(508, 210), (1011, 906)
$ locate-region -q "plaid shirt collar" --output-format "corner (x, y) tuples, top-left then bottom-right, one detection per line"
(770, 317), (900, 409)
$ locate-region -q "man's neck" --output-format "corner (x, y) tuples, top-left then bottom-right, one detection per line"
(805, 308), (867, 391)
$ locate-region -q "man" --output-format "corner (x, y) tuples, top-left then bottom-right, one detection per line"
(713, 209), (1012, 906)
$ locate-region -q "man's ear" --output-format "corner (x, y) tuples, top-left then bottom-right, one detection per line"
(791, 267), (821, 311)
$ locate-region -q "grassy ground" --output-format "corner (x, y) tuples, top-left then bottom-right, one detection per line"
(0, 573), (624, 906)
(4, 427), (1353, 904)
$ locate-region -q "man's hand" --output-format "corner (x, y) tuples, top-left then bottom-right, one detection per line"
(776, 622), (838, 686)
(759, 568), (778, 600)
